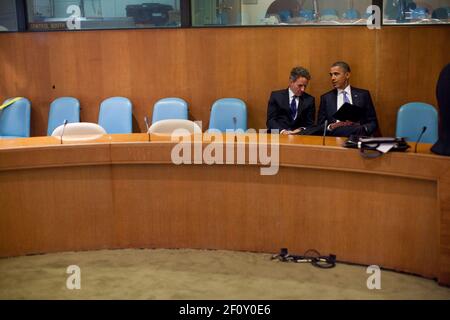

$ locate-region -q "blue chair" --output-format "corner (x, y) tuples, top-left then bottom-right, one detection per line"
(411, 7), (429, 20)
(0, 98), (31, 139)
(152, 98), (188, 124)
(343, 8), (360, 20)
(208, 98), (247, 133)
(278, 10), (291, 23)
(47, 97), (80, 136)
(299, 9), (314, 21)
(320, 8), (339, 21)
(98, 97), (133, 134)
(396, 102), (438, 144)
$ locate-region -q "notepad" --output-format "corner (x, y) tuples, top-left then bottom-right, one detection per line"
(333, 103), (363, 122)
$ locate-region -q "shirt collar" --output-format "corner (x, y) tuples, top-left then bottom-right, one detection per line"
(338, 85), (351, 96)
(288, 88), (298, 100)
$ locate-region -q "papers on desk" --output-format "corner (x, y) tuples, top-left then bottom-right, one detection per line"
(376, 143), (396, 153)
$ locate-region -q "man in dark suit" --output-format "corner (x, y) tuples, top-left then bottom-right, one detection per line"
(317, 61), (378, 137)
(266, 66), (315, 134)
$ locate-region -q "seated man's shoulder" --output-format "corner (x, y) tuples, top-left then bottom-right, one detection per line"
(271, 88), (288, 95)
(302, 92), (314, 101)
(320, 89), (336, 99)
(351, 86), (371, 95)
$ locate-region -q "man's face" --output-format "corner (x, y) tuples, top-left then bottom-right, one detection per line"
(289, 76), (309, 96)
(329, 66), (350, 90)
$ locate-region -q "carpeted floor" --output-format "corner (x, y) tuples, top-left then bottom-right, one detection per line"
(0, 249), (449, 300)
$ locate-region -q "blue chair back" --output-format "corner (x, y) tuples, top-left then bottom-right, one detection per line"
(0, 98), (31, 138)
(209, 98), (247, 132)
(152, 98), (188, 124)
(98, 97), (133, 134)
(396, 102), (438, 144)
(47, 97), (80, 136)
(343, 8), (360, 20)
(321, 8), (339, 18)
(278, 10), (291, 22)
(412, 7), (429, 19)
(299, 9), (314, 21)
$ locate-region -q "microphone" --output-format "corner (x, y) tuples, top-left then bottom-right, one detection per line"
(313, 0), (319, 20)
(60, 119), (68, 145)
(233, 116), (237, 132)
(414, 126), (427, 153)
(322, 120), (328, 146)
(144, 116), (151, 142)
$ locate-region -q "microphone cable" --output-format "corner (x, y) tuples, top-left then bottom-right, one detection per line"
(271, 248), (336, 269)
(414, 126), (427, 153)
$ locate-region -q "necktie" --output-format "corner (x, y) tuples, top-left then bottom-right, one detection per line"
(290, 96), (297, 120)
(343, 91), (350, 104)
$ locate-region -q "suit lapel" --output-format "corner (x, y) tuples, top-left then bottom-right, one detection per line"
(351, 87), (361, 107)
(282, 89), (290, 113)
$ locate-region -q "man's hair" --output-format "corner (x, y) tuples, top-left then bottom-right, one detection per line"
(290, 66), (311, 81)
(331, 61), (351, 73)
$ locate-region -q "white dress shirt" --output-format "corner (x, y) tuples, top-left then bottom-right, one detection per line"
(337, 85), (353, 110)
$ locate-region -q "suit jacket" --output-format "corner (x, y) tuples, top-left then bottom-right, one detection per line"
(317, 86), (378, 135)
(266, 89), (315, 132)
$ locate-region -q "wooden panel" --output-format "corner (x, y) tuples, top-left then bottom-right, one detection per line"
(0, 136), (450, 283)
(0, 166), (116, 256)
(1, 27), (449, 137)
(439, 168), (450, 285)
(111, 164), (439, 278)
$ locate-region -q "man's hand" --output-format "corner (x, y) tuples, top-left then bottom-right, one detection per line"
(281, 128), (303, 135)
(329, 121), (358, 131)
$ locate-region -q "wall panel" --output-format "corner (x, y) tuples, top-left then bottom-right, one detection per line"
(0, 26), (449, 136)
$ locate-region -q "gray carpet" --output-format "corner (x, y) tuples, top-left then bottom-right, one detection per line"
(0, 249), (449, 300)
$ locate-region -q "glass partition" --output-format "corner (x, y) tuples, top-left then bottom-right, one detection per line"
(383, 0), (450, 24)
(192, 0), (374, 26)
(0, 0), (18, 32)
(26, 0), (181, 31)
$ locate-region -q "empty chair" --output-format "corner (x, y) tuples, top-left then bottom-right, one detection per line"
(299, 9), (315, 21)
(208, 98), (247, 133)
(396, 102), (438, 144)
(320, 8), (339, 21)
(342, 8), (360, 20)
(0, 97), (31, 139)
(148, 119), (202, 136)
(152, 97), (188, 124)
(277, 10), (291, 22)
(47, 97), (80, 136)
(98, 97), (132, 134)
(51, 122), (106, 142)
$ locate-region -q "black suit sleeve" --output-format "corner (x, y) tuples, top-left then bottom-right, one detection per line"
(362, 91), (378, 135)
(302, 96), (315, 127)
(266, 92), (284, 131)
(317, 95), (328, 126)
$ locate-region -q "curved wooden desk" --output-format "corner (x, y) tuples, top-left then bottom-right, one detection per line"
(1, 134), (449, 285)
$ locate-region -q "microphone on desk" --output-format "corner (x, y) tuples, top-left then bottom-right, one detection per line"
(414, 126), (427, 153)
(322, 120), (328, 146)
(233, 116), (237, 132)
(144, 116), (151, 142)
(60, 119), (68, 145)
